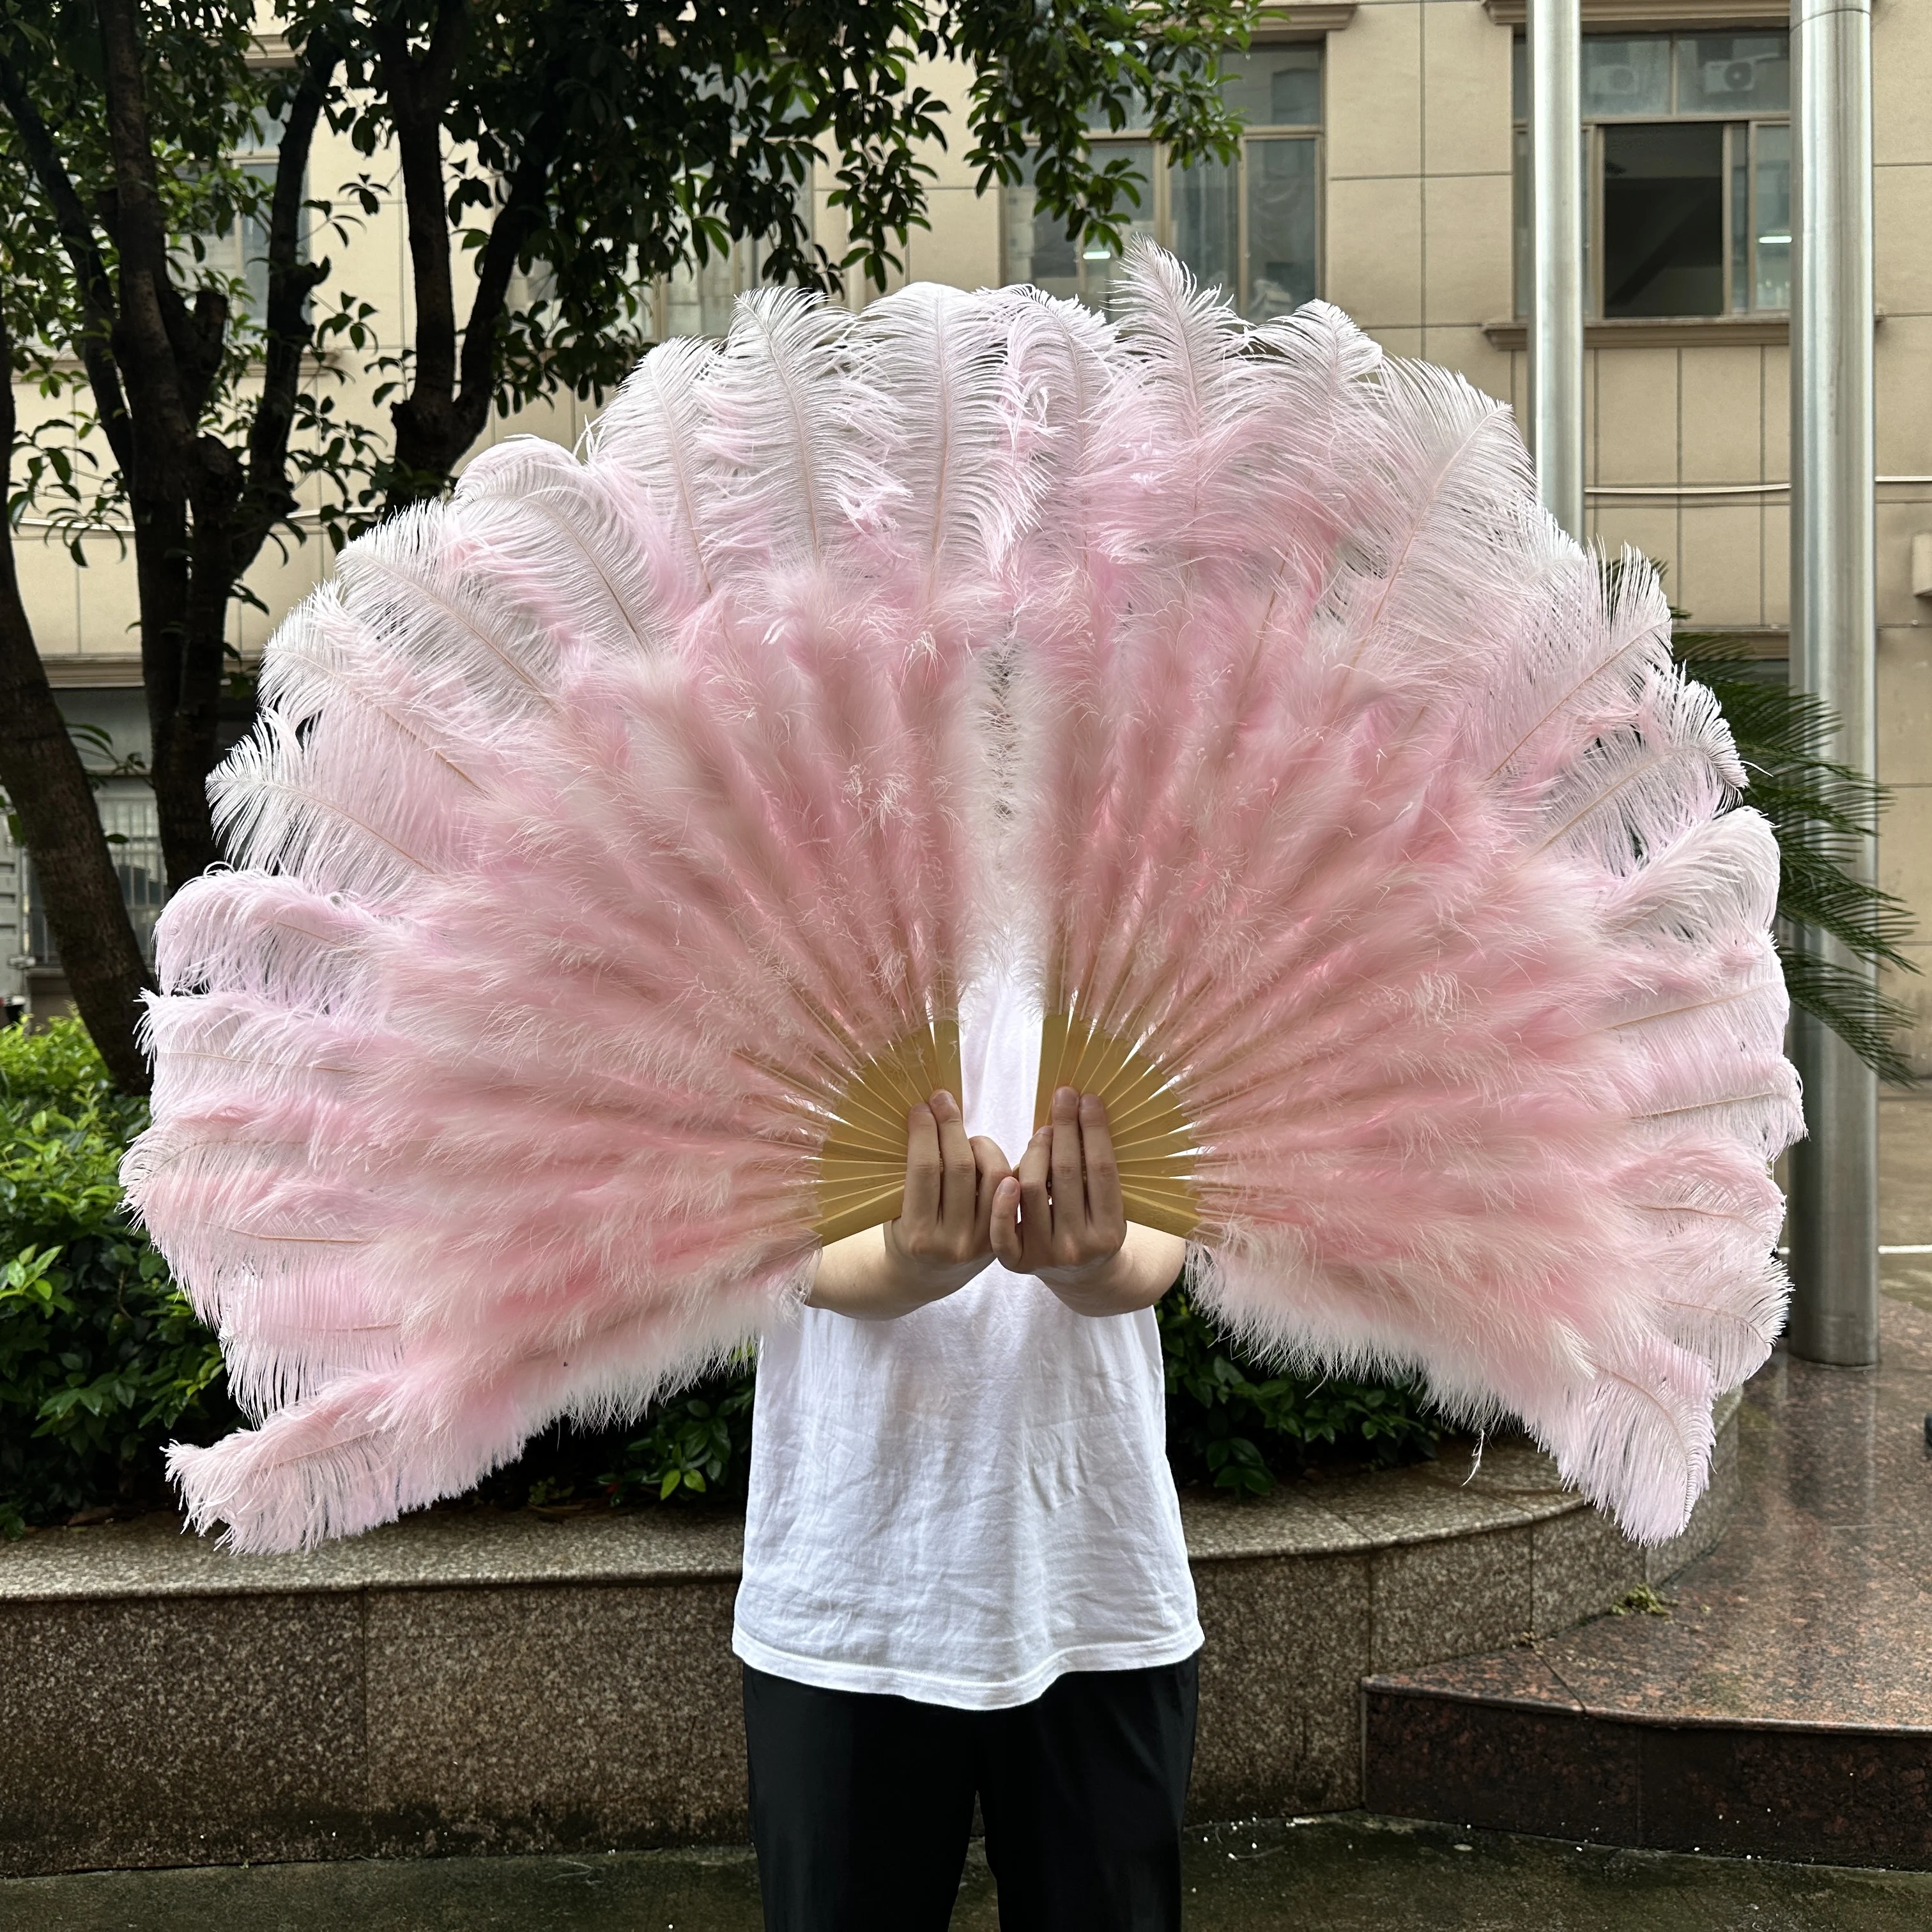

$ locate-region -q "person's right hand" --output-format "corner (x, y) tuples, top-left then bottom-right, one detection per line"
(806, 1091), (1013, 1320)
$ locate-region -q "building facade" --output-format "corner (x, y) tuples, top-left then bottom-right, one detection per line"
(8, 0), (1931, 1062)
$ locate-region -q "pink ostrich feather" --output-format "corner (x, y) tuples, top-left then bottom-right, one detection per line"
(129, 283), (1023, 1552)
(1000, 247), (1800, 1544)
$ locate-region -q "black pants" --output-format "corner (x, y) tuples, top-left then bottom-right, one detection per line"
(744, 1655), (1199, 1932)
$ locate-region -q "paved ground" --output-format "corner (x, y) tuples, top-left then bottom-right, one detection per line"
(6, 1816), (1932, 1932)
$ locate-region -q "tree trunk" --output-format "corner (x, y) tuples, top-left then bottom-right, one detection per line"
(0, 591), (155, 1094)
(97, 0), (228, 889)
(132, 499), (224, 890)
(0, 313), (153, 1092)
(373, 0), (564, 514)
(0, 4), (342, 1084)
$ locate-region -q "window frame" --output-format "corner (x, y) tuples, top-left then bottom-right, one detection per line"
(998, 35), (1328, 318)
(1510, 30), (1790, 321)
(21, 788), (167, 969)
(199, 99), (308, 327)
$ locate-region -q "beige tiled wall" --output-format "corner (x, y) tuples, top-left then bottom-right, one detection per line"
(1317, 3), (1810, 641)
(17, 3), (1894, 659)
(1328, 0), (1518, 397)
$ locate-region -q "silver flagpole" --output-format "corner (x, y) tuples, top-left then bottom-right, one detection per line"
(1527, 0), (1584, 539)
(1787, 0), (1880, 1366)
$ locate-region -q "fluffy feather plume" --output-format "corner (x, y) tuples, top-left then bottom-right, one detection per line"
(1004, 245), (1800, 1544)
(132, 251), (1797, 1552)
(128, 286), (1013, 1551)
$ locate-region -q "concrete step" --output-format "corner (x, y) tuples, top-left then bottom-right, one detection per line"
(1363, 1294), (1932, 1869)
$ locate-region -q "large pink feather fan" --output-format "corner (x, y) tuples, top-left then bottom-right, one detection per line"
(1002, 247), (1800, 1543)
(125, 284), (1022, 1552)
(128, 249), (1799, 1556)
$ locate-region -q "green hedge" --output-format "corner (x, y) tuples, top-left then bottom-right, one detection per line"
(0, 1020), (240, 1537)
(0, 1020), (1438, 1533)
(1158, 1290), (1441, 1494)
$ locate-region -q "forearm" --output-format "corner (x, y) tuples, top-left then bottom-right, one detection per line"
(806, 1223), (993, 1320)
(1038, 1224), (1186, 1318)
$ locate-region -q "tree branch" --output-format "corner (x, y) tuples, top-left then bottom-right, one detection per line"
(373, 1), (466, 408)
(235, 36), (341, 572)
(0, 38), (133, 473)
(91, 0), (226, 889)
(0, 284), (153, 1090)
(455, 104), (567, 434)
(95, 0), (211, 440)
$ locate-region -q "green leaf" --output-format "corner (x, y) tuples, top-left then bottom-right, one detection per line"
(0, 1023), (233, 1527)
(1674, 628), (1919, 1082)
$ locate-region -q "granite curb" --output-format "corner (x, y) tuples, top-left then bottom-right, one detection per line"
(0, 1397), (1738, 1876)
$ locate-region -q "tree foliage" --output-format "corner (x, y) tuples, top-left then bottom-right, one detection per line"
(0, 0), (1253, 1088)
(1158, 1288), (1441, 1495)
(301, 0), (1254, 504)
(0, 1018), (240, 1535)
(1676, 631), (1919, 1084)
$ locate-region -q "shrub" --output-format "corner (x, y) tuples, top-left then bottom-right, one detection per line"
(603, 1367), (758, 1503)
(1158, 1287), (1441, 1496)
(0, 1020), (238, 1536)
(472, 1365), (759, 1512)
(0, 1012), (146, 1131)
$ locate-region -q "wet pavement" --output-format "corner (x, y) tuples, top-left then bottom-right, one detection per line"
(1350, 1096), (1932, 1869)
(5, 1815), (1932, 1931)
(1363, 1285), (1932, 1761)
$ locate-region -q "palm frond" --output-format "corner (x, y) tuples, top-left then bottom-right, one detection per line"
(1674, 627), (1919, 1083)
(1775, 944), (1919, 1087)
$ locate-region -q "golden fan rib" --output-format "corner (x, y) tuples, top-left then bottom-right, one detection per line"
(809, 1018), (963, 1244)
(1034, 1011), (1204, 1239)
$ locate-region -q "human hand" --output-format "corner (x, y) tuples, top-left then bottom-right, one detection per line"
(990, 1087), (1186, 1316)
(806, 1091), (1013, 1320)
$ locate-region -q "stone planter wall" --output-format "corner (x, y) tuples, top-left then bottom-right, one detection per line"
(0, 1393), (1736, 1877)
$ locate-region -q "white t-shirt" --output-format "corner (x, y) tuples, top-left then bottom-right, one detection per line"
(732, 973), (1202, 1710)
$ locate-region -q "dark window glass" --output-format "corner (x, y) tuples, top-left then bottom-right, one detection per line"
(1514, 36), (1678, 117)
(1171, 154), (1239, 300)
(1511, 29), (1788, 316)
(1218, 45), (1321, 128)
(1582, 38), (1673, 115)
(1004, 144), (1156, 309)
(1004, 45), (1320, 318)
(1600, 121), (1725, 316)
(1754, 122), (1791, 310)
(1246, 137), (1319, 317)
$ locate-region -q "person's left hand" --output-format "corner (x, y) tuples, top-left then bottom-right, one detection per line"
(990, 1086), (1184, 1315)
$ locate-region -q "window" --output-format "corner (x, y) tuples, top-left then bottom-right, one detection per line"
(1002, 45), (1322, 320)
(22, 793), (166, 969)
(650, 162), (818, 341)
(201, 107), (302, 323)
(1512, 33), (1789, 318)
(659, 227), (808, 341)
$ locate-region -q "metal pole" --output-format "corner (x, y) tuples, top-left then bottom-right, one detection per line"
(1787, 0), (1878, 1366)
(1527, 0), (1584, 539)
